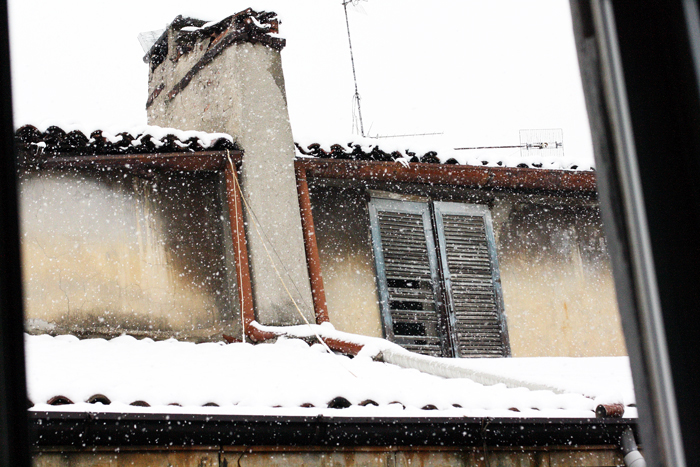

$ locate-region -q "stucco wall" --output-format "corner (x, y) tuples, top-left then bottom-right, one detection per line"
(310, 183), (626, 358)
(310, 186), (383, 338)
(20, 169), (241, 341)
(496, 198), (626, 357)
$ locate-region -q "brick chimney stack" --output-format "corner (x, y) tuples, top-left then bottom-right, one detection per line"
(145, 10), (315, 326)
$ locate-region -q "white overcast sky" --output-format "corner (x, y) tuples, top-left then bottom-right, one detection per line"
(7, 0), (594, 166)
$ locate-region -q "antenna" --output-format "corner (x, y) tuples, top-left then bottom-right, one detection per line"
(455, 129), (564, 156)
(342, 0), (365, 137)
(341, 0), (442, 140)
(519, 128), (564, 158)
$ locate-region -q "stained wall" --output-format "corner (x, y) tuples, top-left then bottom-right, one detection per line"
(20, 168), (241, 341)
(496, 197), (626, 357)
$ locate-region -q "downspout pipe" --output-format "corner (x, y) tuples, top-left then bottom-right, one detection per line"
(621, 427), (646, 467)
(241, 321), (365, 356)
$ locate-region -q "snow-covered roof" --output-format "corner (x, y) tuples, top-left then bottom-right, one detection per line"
(25, 333), (636, 419)
(14, 124), (236, 157)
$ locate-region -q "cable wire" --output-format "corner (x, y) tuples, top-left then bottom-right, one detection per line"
(226, 153), (337, 359)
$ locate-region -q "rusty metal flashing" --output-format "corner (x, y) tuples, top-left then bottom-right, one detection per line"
(28, 411), (636, 448)
(37, 151), (238, 172)
(295, 158), (598, 193)
(596, 403), (626, 418)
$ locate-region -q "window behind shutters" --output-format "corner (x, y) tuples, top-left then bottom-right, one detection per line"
(433, 202), (510, 357)
(369, 197), (510, 358)
(368, 198), (447, 356)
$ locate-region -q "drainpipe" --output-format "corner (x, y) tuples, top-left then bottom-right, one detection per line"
(621, 427), (646, 467)
(228, 321), (365, 356)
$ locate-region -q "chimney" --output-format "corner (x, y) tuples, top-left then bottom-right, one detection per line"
(145, 10), (315, 326)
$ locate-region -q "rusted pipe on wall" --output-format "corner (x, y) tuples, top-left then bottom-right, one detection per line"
(224, 161), (276, 343)
(230, 320), (365, 357)
(295, 164), (330, 324)
(596, 403), (625, 418)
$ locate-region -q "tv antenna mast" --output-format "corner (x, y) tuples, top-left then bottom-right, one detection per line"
(342, 0), (365, 137)
(454, 129), (564, 157)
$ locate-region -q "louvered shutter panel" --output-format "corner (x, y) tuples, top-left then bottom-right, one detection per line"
(433, 202), (510, 357)
(368, 198), (446, 356)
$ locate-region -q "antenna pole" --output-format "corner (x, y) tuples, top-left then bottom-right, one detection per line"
(454, 145), (524, 150)
(343, 0), (365, 137)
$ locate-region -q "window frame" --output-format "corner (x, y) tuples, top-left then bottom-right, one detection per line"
(294, 157), (597, 332)
(295, 157), (598, 326)
(368, 196), (509, 358)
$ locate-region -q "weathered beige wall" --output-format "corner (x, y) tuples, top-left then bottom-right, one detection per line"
(32, 446), (625, 466)
(20, 169), (240, 341)
(310, 186), (383, 338)
(496, 199), (626, 357)
(148, 32), (314, 326)
(310, 183), (626, 358)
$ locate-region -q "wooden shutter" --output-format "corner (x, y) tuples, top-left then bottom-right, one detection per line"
(433, 202), (510, 357)
(368, 198), (447, 356)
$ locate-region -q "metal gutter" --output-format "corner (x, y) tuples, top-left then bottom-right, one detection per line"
(29, 411), (635, 448)
(295, 158), (598, 193)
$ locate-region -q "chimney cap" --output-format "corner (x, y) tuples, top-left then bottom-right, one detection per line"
(142, 9), (284, 69)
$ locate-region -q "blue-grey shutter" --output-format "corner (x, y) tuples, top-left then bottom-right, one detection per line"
(368, 198), (447, 356)
(433, 202), (510, 357)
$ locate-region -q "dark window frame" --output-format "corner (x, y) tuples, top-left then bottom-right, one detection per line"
(568, 1), (700, 464)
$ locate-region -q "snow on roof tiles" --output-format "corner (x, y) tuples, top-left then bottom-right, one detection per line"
(13, 124), (592, 172)
(14, 124), (237, 157)
(295, 141), (595, 171)
(25, 333), (635, 419)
